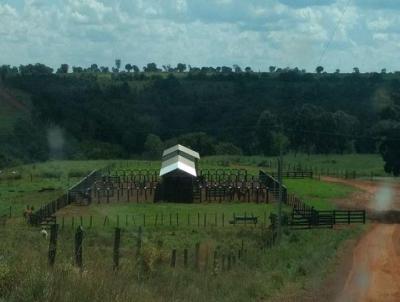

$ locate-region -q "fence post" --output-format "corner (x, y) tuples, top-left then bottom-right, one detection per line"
(113, 227), (121, 270)
(184, 248), (188, 268)
(48, 224), (59, 266)
(136, 226), (142, 257)
(195, 242), (200, 271)
(363, 211), (366, 224)
(213, 250), (218, 272)
(170, 249), (177, 268)
(74, 226), (84, 271)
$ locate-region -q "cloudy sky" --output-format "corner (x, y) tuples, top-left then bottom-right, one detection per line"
(0, 0), (399, 72)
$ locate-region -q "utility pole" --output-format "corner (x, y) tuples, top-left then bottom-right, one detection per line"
(277, 138), (283, 242)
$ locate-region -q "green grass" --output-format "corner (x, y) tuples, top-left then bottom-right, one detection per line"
(203, 153), (387, 176)
(0, 156), (364, 217)
(0, 223), (365, 302)
(285, 178), (356, 210)
(0, 158), (368, 301)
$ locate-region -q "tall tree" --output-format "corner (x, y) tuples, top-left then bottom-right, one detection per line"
(132, 65), (140, 73)
(316, 66), (324, 74)
(255, 110), (278, 155)
(143, 134), (163, 159)
(125, 64), (132, 72)
(56, 64), (69, 74)
(115, 59), (121, 72)
(176, 63), (186, 72)
(377, 105), (400, 176)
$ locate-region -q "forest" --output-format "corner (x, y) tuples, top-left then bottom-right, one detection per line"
(0, 62), (399, 175)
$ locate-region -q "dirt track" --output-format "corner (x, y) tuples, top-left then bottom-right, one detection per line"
(323, 177), (400, 302)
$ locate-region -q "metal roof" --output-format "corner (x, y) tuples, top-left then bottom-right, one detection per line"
(159, 155), (197, 177)
(162, 144), (200, 159)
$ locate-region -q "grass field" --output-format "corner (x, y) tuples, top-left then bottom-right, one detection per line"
(0, 156), (370, 301)
(0, 222), (365, 302)
(285, 178), (356, 210)
(0, 154), (374, 216)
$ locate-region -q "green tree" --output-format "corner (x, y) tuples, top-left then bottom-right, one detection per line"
(56, 64), (69, 74)
(255, 110), (279, 155)
(132, 65), (140, 73)
(316, 66), (324, 74)
(215, 142), (243, 155)
(115, 59), (121, 71)
(176, 63), (186, 72)
(377, 105), (400, 176)
(143, 134), (163, 159)
(125, 64), (132, 72)
(233, 65), (242, 73)
(176, 132), (215, 156)
(144, 63), (160, 72)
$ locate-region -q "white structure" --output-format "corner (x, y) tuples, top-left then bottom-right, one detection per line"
(159, 144), (200, 177)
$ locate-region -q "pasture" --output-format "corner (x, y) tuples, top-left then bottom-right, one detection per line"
(0, 154), (371, 301)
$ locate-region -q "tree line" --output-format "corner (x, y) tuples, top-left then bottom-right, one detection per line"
(0, 62), (399, 175)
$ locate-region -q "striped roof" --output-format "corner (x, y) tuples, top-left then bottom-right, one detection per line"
(162, 144), (200, 159)
(159, 155), (197, 177)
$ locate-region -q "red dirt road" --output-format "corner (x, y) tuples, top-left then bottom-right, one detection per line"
(323, 177), (400, 302)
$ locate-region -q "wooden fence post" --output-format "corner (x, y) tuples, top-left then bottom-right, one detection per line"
(195, 242), (200, 271)
(113, 227), (121, 270)
(213, 250), (218, 271)
(170, 249), (176, 268)
(74, 226), (84, 271)
(48, 224), (58, 266)
(184, 249), (188, 268)
(136, 226), (142, 257)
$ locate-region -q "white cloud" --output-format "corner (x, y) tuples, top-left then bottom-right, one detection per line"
(0, 0), (400, 72)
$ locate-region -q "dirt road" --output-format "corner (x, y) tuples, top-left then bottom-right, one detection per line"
(323, 177), (400, 302)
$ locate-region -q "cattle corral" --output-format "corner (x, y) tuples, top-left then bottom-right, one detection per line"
(0, 156), (380, 302)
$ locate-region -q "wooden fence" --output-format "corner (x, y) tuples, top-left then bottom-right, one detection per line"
(258, 171), (288, 201)
(56, 211), (272, 229)
(286, 193), (366, 229)
(30, 170), (101, 225)
(271, 171), (313, 179)
(91, 179), (274, 204)
(47, 225), (277, 272)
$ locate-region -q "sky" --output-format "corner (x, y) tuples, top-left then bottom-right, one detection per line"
(1, 0), (400, 72)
